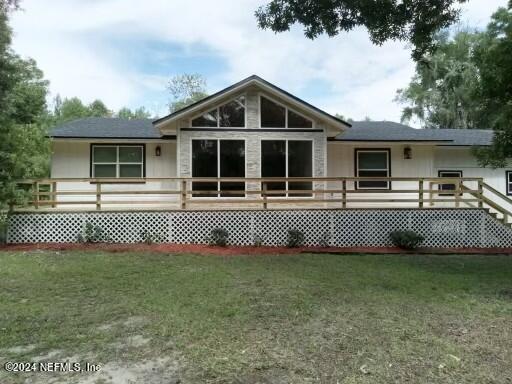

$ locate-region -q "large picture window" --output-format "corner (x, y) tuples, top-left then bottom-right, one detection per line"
(355, 149), (390, 190)
(91, 145), (144, 178)
(507, 171), (512, 196)
(260, 96), (313, 129)
(191, 96), (245, 128)
(192, 139), (245, 197)
(261, 140), (313, 197)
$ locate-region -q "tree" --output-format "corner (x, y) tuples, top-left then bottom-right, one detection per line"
(255, 0), (468, 61)
(57, 97), (90, 121)
(395, 3), (512, 167)
(88, 99), (111, 117)
(168, 73), (208, 112)
(472, 5), (512, 167)
(117, 106), (151, 119)
(0, 1), (50, 210)
(395, 30), (483, 129)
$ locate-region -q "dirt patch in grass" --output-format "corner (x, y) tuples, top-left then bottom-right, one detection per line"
(2, 242), (512, 256)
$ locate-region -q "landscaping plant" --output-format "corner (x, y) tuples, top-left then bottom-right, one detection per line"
(209, 228), (229, 247)
(77, 222), (110, 243)
(389, 230), (425, 250)
(287, 229), (305, 248)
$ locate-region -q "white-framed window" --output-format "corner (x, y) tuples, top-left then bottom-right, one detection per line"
(438, 170), (463, 196)
(191, 139), (246, 197)
(91, 145), (144, 178)
(355, 149), (391, 190)
(191, 95), (246, 128)
(506, 171), (512, 196)
(261, 139), (313, 197)
(260, 96), (313, 129)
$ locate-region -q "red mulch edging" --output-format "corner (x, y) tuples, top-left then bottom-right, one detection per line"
(1, 243), (512, 255)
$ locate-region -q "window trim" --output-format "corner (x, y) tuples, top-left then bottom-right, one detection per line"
(190, 138), (247, 198)
(90, 143), (146, 180)
(354, 148), (392, 191)
(506, 171), (512, 196)
(258, 94), (315, 129)
(259, 138), (315, 198)
(189, 94), (247, 129)
(438, 170), (463, 196)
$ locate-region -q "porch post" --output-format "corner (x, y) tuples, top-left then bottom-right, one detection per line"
(342, 179), (347, 208)
(478, 179), (484, 208)
(262, 181), (268, 210)
(34, 181), (39, 209)
(95, 183), (101, 211)
(418, 179), (424, 208)
(180, 180), (187, 210)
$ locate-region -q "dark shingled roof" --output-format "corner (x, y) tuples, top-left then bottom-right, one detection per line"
(50, 117), (160, 139)
(50, 117), (494, 146)
(334, 121), (494, 146)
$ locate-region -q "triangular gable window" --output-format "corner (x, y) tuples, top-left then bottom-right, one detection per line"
(191, 96), (245, 127)
(260, 96), (313, 128)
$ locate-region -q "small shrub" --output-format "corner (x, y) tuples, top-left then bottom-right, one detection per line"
(253, 234), (263, 247)
(287, 229), (304, 248)
(77, 222), (110, 243)
(140, 229), (163, 245)
(209, 228), (229, 247)
(389, 230), (424, 250)
(0, 212), (8, 244)
(319, 231), (331, 248)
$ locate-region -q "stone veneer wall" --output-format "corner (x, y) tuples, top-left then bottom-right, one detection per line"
(177, 88), (327, 194)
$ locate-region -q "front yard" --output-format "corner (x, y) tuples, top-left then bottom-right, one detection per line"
(0, 251), (511, 383)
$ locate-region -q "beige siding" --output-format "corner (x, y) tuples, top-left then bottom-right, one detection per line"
(50, 140), (178, 206)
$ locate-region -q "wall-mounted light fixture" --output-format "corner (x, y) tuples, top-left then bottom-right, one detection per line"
(155, 146), (161, 157)
(403, 146), (412, 160)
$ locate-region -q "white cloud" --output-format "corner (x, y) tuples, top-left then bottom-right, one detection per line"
(9, 0), (508, 120)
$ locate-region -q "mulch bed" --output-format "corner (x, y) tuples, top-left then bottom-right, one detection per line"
(1, 243), (512, 255)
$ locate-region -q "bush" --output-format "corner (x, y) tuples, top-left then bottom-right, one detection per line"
(287, 229), (304, 248)
(77, 222), (110, 243)
(140, 229), (163, 245)
(253, 234), (263, 247)
(0, 212), (8, 244)
(209, 228), (229, 247)
(389, 230), (424, 250)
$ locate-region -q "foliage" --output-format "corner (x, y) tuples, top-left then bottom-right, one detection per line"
(0, 4), (50, 210)
(286, 229), (304, 248)
(389, 230), (424, 250)
(0, 211), (8, 244)
(472, 6), (512, 167)
(208, 228), (229, 247)
(320, 231), (331, 248)
(396, 30), (484, 129)
(117, 106), (151, 120)
(139, 229), (163, 245)
(397, 3), (512, 167)
(253, 234), (263, 247)
(77, 222), (110, 243)
(255, 0), (468, 61)
(168, 73), (208, 113)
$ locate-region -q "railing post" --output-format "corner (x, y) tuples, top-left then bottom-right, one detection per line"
(478, 179), (484, 208)
(34, 181), (40, 209)
(180, 180), (187, 210)
(342, 179), (347, 208)
(51, 181), (57, 208)
(262, 181), (268, 210)
(418, 179), (424, 208)
(95, 183), (101, 211)
(455, 179), (461, 208)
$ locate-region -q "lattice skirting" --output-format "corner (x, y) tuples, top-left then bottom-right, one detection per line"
(7, 209), (512, 248)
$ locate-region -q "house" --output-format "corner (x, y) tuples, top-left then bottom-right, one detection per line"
(7, 75), (512, 247)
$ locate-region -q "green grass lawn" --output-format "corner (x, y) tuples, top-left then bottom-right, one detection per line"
(0, 251), (511, 383)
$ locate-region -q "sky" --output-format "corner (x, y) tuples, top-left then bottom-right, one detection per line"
(9, 0), (509, 122)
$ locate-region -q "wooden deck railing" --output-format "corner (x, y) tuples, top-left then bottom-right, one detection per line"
(11, 176), (500, 213)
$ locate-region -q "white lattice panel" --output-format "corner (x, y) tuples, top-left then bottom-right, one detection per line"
(7, 209), (512, 248)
